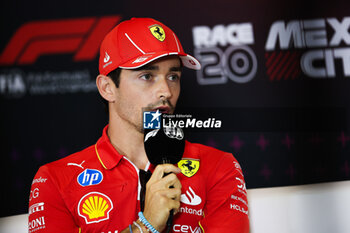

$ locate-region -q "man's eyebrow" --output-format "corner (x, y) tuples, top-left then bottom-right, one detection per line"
(170, 66), (182, 72)
(133, 65), (158, 71)
(132, 65), (182, 72)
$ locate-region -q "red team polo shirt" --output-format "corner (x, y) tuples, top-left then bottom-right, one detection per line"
(28, 126), (249, 233)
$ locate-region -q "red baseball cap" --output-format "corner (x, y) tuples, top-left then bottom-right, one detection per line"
(99, 17), (201, 75)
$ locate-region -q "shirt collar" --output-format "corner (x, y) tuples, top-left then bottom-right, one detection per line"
(95, 125), (123, 170)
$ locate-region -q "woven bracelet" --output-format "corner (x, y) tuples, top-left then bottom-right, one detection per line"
(133, 221), (144, 233)
(138, 212), (160, 233)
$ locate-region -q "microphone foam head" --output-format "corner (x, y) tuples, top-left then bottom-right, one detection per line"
(144, 126), (185, 165)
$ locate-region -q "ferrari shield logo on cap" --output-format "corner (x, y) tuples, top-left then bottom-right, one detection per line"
(178, 159), (200, 177)
(149, 25), (165, 41)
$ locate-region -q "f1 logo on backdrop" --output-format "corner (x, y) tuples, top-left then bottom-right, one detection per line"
(0, 15), (121, 66)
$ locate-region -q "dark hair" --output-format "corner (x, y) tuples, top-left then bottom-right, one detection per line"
(109, 68), (122, 87)
(101, 68), (122, 113)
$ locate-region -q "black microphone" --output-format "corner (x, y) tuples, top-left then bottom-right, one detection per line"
(144, 125), (185, 233)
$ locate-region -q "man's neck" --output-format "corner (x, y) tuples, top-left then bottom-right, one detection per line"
(107, 116), (149, 170)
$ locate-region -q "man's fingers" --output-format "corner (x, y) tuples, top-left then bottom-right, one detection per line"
(148, 164), (181, 182)
(163, 187), (182, 200)
(142, 164), (183, 231)
(156, 190), (181, 209)
(162, 173), (182, 189)
(147, 171), (182, 192)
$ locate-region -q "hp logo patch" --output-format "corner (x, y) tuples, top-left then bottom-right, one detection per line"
(77, 169), (103, 187)
(143, 110), (162, 129)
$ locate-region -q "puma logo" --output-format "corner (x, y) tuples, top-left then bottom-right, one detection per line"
(67, 160), (85, 169)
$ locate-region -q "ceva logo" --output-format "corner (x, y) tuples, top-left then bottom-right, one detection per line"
(0, 15), (121, 66)
(77, 169), (103, 187)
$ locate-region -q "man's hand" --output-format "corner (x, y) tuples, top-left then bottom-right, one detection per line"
(143, 164), (182, 232)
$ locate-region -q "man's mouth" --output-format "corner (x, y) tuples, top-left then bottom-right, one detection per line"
(152, 106), (171, 114)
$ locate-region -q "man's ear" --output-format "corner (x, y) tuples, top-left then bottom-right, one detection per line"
(96, 75), (116, 103)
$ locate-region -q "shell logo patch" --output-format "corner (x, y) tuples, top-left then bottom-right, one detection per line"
(149, 25), (165, 41)
(78, 192), (113, 224)
(178, 159), (200, 177)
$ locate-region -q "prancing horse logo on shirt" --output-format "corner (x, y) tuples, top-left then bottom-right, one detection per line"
(178, 159), (200, 177)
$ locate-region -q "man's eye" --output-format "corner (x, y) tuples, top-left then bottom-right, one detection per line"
(139, 74), (152, 80)
(168, 74), (180, 81)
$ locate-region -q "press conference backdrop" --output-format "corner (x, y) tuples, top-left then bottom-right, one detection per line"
(1, 0), (350, 219)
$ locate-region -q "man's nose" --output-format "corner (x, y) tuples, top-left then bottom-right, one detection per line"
(156, 77), (172, 100)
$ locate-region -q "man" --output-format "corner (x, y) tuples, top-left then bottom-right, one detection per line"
(28, 18), (249, 233)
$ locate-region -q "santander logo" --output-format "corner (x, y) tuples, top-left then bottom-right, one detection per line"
(181, 186), (202, 206)
(104, 52), (110, 63)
